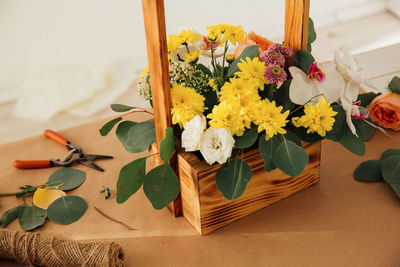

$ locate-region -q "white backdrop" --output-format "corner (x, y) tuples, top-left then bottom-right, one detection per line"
(0, 0), (387, 112)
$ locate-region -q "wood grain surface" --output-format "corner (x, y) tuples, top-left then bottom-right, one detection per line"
(284, 0), (310, 51)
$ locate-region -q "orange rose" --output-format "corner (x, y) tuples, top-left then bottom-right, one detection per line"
(369, 92), (400, 130)
(234, 31), (273, 59)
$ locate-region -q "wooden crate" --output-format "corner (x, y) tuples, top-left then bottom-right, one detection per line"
(142, 0), (315, 230)
(150, 141), (321, 234)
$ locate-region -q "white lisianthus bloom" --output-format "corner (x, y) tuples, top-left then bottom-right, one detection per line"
(334, 44), (377, 136)
(289, 62), (345, 106)
(200, 128), (235, 165)
(181, 115), (207, 152)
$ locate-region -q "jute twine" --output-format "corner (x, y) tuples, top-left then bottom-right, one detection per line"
(0, 229), (125, 267)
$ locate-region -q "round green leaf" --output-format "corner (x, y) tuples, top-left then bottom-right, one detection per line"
(294, 126), (323, 143)
(390, 183), (400, 198)
(143, 164), (180, 210)
(273, 138), (309, 177)
(339, 126), (365, 156)
(116, 157), (147, 204)
(282, 131), (302, 146)
(357, 92), (380, 107)
(325, 105), (346, 142)
(116, 121), (138, 153)
(216, 158), (252, 200)
(160, 127), (175, 163)
(99, 117), (122, 136)
(292, 50), (315, 74)
(382, 156), (400, 184)
(259, 134), (281, 172)
(353, 160), (383, 182)
(110, 104), (138, 112)
(307, 18), (317, 49)
(47, 168), (86, 191)
(234, 127), (258, 149)
(47, 196), (87, 225)
(388, 76), (400, 94)
(275, 79), (294, 112)
(0, 204), (26, 228)
(126, 121), (156, 153)
(381, 149), (400, 160)
(354, 119), (375, 141)
(19, 206), (46, 231)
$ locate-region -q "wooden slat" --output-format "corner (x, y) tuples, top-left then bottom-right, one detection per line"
(142, 0), (181, 216)
(284, 0), (310, 52)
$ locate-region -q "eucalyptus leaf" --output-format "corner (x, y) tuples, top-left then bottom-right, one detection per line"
(307, 17), (317, 52)
(234, 127), (258, 149)
(354, 119), (375, 141)
(216, 158), (252, 200)
(227, 45), (259, 78)
(126, 121), (156, 153)
(19, 206), (46, 231)
(381, 149), (400, 160)
(339, 126), (365, 156)
(0, 204), (26, 228)
(353, 160), (383, 182)
(116, 121), (138, 153)
(259, 134), (281, 172)
(160, 127), (175, 163)
(294, 126), (323, 143)
(292, 50), (315, 74)
(273, 138), (309, 177)
(47, 196), (87, 225)
(388, 76), (400, 94)
(116, 157), (147, 204)
(143, 164), (180, 210)
(382, 156), (400, 184)
(282, 131), (302, 146)
(357, 92), (380, 107)
(99, 117), (122, 136)
(203, 90), (218, 116)
(111, 104), (138, 112)
(325, 105), (346, 142)
(47, 168), (86, 191)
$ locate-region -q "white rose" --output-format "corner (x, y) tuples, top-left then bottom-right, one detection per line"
(200, 127), (235, 165)
(181, 115), (207, 152)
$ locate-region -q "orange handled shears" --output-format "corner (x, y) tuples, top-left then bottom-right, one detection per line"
(12, 130), (113, 172)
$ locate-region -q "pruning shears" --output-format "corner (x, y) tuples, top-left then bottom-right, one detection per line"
(12, 130), (113, 172)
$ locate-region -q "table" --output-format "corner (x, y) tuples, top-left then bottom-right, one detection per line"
(1, 45), (400, 266)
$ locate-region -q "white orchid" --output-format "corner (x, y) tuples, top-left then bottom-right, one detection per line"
(289, 62), (345, 106)
(334, 44), (374, 136)
(181, 115), (207, 152)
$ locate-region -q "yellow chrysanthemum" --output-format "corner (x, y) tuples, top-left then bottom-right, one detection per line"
(235, 57), (266, 89)
(226, 53), (235, 63)
(171, 83), (206, 127)
(207, 101), (250, 136)
(253, 100), (289, 140)
(291, 97), (337, 137)
(219, 78), (260, 111)
(167, 29), (201, 52)
(221, 25), (246, 46)
(141, 66), (149, 78)
(208, 79), (218, 90)
(182, 49), (204, 63)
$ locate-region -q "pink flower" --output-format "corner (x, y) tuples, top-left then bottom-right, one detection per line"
(260, 51), (285, 66)
(264, 64), (287, 84)
(351, 101), (369, 119)
(267, 43), (293, 56)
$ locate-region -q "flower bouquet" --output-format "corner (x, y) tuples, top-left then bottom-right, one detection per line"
(101, 22), (383, 234)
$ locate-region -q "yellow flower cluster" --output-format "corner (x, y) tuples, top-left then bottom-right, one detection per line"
(292, 97), (337, 136)
(167, 29), (201, 52)
(206, 24), (245, 45)
(207, 75), (288, 138)
(182, 49), (203, 63)
(235, 57), (267, 90)
(171, 83), (206, 127)
(253, 100), (289, 140)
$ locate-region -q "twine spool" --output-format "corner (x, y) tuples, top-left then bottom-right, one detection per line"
(0, 229), (124, 267)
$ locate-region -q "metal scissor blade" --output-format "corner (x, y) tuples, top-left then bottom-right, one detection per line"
(79, 160), (104, 172)
(82, 154), (113, 161)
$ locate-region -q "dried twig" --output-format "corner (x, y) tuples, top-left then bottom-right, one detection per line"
(94, 207), (136, 231)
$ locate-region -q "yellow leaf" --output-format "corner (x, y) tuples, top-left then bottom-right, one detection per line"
(33, 188), (66, 209)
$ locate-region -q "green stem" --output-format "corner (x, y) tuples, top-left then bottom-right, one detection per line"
(0, 192), (18, 196)
(289, 93), (324, 116)
(268, 83), (276, 101)
(184, 44), (190, 53)
(221, 42), (228, 79)
(210, 41), (216, 69)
